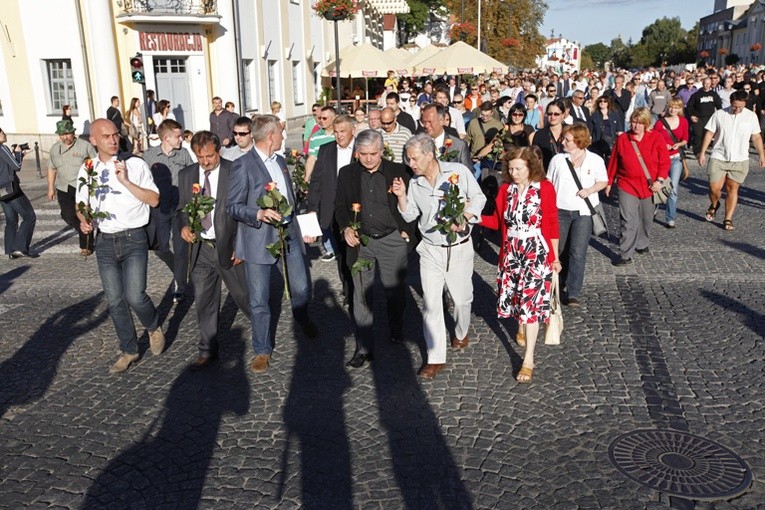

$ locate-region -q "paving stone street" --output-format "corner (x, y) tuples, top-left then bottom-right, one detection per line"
(0, 145), (763, 509)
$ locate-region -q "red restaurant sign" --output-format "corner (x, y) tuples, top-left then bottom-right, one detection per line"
(139, 32), (204, 52)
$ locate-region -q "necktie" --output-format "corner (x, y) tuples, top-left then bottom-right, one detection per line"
(201, 170), (212, 231)
(576, 106), (583, 119)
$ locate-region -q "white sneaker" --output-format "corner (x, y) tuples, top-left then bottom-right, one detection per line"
(149, 328), (165, 355)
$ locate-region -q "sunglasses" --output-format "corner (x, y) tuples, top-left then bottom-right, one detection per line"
(381, 120), (395, 125)
(511, 112), (525, 117)
(547, 112), (562, 117)
(233, 131), (250, 136)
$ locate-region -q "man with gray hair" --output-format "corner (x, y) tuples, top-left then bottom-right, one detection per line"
(332, 129), (416, 368)
(391, 133), (486, 380)
(227, 114), (317, 374)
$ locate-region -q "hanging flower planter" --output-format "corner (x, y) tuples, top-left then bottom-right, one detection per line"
(718, 48), (729, 55)
(750, 43), (762, 52)
(313, 0), (360, 21)
(501, 37), (520, 48)
(699, 50), (710, 58)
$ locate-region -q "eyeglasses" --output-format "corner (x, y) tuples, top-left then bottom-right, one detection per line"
(547, 112), (563, 117)
(381, 120), (395, 125)
(511, 112), (525, 117)
(233, 131), (250, 136)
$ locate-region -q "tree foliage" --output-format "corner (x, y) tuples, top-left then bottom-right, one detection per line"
(443, 0), (548, 69)
(582, 43), (610, 68)
(397, 0), (447, 44)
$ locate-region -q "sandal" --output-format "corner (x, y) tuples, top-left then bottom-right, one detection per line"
(705, 202), (720, 222)
(723, 219), (735, 231)
(516, 365), (534, 383)
(515, 327), (526, 348)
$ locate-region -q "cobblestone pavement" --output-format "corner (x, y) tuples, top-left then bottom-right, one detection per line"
(1, 151), (763, 509)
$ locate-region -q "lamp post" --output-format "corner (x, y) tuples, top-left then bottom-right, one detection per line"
(477, 0), (482, 51)
(334, 19), (341, 110)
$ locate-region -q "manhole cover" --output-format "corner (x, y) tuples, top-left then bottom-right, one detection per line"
(608, 429), (752, 502)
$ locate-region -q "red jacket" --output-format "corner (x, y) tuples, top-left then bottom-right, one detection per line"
(481, 180), (560, 265)
(607, 130), (670, 199)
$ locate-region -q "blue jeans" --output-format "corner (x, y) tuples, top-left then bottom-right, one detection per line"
(1, 191), (36, 254)
(95, 228), (159, 354)
(244, 232), (311, 355)
(558, 209), (592, 300)
(665, 156), (682, 223)
(321, 227), (336, 255)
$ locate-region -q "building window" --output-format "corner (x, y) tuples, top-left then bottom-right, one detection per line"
(292, 61), (304, 105)
(267, 60), (277, 105)
(242, 59), (255, 111)
(154, 58), (186, 74)
(45, 59), (78, 113)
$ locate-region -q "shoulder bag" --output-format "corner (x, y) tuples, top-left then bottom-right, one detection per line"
(565, 158), (608, 237)
(545, 271), (563, 345)
(630, 139), (672, 205)
(659, 117), (690, 181)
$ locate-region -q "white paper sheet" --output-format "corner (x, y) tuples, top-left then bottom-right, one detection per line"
(296, 213), (323, 237)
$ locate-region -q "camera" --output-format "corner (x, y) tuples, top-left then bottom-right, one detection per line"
(19, 142), (30, 151)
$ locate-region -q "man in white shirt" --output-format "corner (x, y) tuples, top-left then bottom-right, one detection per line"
(698, 90), (765, 230)
(77, 119), (164, 373)
(391, 133), (486, 380)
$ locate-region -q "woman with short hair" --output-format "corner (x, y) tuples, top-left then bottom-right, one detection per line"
(607, 107), (670, 265)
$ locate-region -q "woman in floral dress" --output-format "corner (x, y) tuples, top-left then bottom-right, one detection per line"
(483, 146), (561, 382)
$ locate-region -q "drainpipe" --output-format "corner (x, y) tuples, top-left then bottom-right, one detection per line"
(74, 0), (96, 123)
(232, 0), (245, 112)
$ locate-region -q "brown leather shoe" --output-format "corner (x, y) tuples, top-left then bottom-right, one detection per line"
(189, 354), (217, 371)
(418, 363), (445, 379)
(451, 335), (469, 350)
(250, 354), (271, 373)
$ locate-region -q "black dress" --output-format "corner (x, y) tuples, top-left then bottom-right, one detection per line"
(531, 127), (563, 171)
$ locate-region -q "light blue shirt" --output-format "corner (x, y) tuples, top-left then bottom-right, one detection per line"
(254, 146), (290, 205)
(399, 161), (486, 246)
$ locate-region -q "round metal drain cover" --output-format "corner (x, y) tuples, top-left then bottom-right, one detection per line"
(608, 429), (752, 502)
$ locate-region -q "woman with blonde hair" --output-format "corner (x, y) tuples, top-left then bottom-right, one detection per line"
(126, 97), (144, 154)
(482, 146), (560, 383)
(607, 107), (670, 265)
(653, 96), (689, 228)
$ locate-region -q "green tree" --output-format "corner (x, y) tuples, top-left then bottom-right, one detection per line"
(582, 43), (610, 68)
(397, 0), (447, 44)
(444, 0), (548, 69)
(610, 37), (633, 69)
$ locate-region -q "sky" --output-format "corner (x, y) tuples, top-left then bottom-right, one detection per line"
(541, 0), (714, 47)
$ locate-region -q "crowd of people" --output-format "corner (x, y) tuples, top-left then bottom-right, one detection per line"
(1, 62), (763, 382)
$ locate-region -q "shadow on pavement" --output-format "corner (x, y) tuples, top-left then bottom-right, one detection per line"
(701, 289), (765, 339)
(0, 265), (30, 296)
(278, 278), (354, 509)
(720, 239), (765, 261)
(81, 327), (250, 508)
(0, 292), (107, 419)
(370, 321), (474, 509)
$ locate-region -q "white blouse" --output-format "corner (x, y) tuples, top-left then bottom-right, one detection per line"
(546, 151), (608, 215)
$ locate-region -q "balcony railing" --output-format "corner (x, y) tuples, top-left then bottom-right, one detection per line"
(121, 0), (217, 16)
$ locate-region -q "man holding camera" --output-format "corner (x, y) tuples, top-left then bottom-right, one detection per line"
(48, 120), (97, 256)
(0, 127), (37, 259)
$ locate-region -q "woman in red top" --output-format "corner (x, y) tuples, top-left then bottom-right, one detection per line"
(606, 107), (670, 265)
(483, 146), (560, 383)
(652, 97), (689, 228)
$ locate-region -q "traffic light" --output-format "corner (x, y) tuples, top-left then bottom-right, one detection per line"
(130, 55), (145, 84)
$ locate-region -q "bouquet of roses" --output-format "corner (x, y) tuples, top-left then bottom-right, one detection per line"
(435, 173), (466, 271)
(76, 158), (111, 256)
(181, 181), (216, 282)
(382, 143), (395, 161)
(286, 149), (309, 205)
(257, 182), (293, 299)
(438, 138), (459, 162)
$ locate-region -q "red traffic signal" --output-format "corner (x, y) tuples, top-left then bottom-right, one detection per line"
(130, 55), (145, 84)
(130, 56), (143, 69)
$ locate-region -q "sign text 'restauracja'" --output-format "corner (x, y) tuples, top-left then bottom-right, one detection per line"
(139, 32), (203, 52)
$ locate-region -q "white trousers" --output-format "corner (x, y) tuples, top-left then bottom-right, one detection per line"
(417, 240), (474, 364)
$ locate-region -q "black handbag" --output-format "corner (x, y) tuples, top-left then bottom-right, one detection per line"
(564, 159), (608, 237)
(0, 177), (22, 202)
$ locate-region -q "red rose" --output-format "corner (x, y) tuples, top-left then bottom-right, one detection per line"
(265, 181), (278, 192)
(351, 203), (362, 213)
(444, 138), (453, 148)
(84, 158), (93, 171)
(448, 173), (459, 185)
(192, 183), (202, 194)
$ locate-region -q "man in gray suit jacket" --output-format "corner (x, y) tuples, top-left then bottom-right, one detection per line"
(419, 104), (472, 168)
(178, 131), (250, 370)
(227, 115), (317, 374)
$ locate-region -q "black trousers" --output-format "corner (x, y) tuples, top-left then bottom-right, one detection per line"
(58, 186), (92, 249)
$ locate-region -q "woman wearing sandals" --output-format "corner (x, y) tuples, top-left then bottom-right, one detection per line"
(546, 124), (608, 307)
(653, 97), (689, 228)
(482, 146), (561, 383)
(606, 107), (670, 266)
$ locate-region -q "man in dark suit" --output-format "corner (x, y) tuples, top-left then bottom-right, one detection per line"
(307, 115), (355, 300)
(227, 115), (317, 374)
(557, 71), (573, 98)
(178, 131), (250, 370)
(332, 130), (416, 368)
(569, 90), (591, 127)
(419, 104), (471, 168)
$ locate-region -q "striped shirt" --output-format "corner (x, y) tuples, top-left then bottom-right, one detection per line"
(379, 123), (412, 164)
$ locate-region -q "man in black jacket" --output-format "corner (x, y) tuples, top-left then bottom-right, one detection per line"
(333, 130), (416, 368)
(687, 77), (722, 157)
